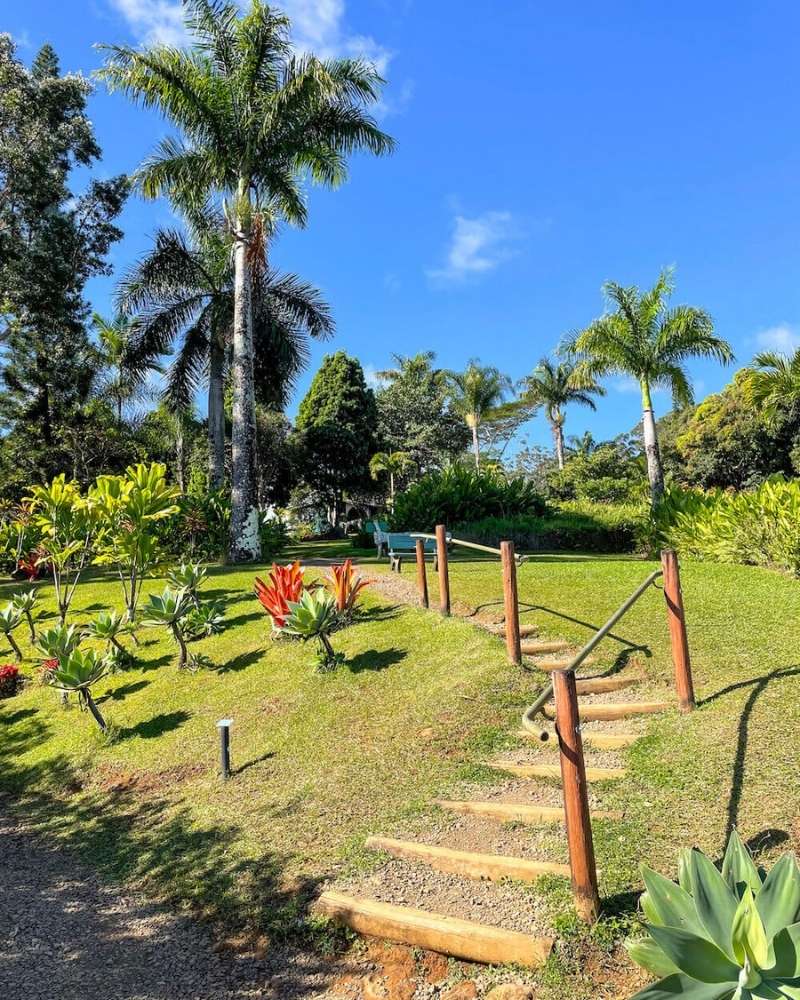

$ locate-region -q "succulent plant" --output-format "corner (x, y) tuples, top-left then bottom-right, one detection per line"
(627, 829), (800, 999)
(49, 648), (110, 730)
(141, 587), (194, 668)
(282, 589), (342, 672)
(183, 600), (225, 639)
(0, 602), (24, 660)
(35, 623), (81, 661)
(84, 611), (133, 667)
(11, 588), (39, 642)
(167, 562), (208, 607)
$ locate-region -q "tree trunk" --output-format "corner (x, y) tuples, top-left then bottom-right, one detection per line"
(553, 420), (565, 470)
(83, 690), (107, 731)
(389, 471), (395, 509)
(176, 417), (185, 494)
(641, 380), (665, 504)
(228, 194), (261, 563)
(207, 335), (226, 490)
(471, 423), (480, 468)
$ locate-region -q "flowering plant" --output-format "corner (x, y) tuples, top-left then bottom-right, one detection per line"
(254, 562), (305, 629)
(0, 663), (20, 697)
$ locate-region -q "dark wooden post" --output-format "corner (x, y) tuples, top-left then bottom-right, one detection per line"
(435, 524), (450, 617)
(661, 549), (695, 712)
(415, 538), (429, 609)
(501, 541), (522, 665)
(554, 669), (600, 923)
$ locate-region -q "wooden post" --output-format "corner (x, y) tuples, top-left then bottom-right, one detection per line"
(501, 541), (522, 665)
(436, 524), (450, 617)
(553, 669), (600, 924)
(415, 538), (429, 609)
(661, 549), (695, 712)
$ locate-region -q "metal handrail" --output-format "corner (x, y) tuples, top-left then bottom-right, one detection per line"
(409, 532), (525, 563)
(521, 568), (664, 741)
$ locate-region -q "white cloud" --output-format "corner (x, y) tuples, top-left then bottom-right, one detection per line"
(754, 323), (800, 354)
(612, 377), (667, 396)
(109, 0), (189, 46)
(427, 210), (519, 284)
(282, 0), (392, 74)
(363, 363), (388, 389)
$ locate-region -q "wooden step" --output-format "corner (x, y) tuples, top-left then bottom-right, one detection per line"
(315, 891), (554, 968)
(535, 655), (597, 672)
(489, 623), (538, 638)
(574, 676), (638, 695)
(542, 700), (670, 721)
(434, 799), (623, 824)
(489, 761), (626, 782)
(521, 640), (571, 655)
(517, 729), (640, 750)
(365, 836), (570, 882)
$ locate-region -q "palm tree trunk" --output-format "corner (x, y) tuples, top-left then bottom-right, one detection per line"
(389, 471), (395, 509)
(207, 336), (226, 491)
(641, 380), (665, 504)
(228, 192), (261, 563)
(471, 423), (480, 468)
(553, 421), (565, 470)
(176, 417), (185, 493)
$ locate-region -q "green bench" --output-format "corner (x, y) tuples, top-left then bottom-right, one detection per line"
(385, 531), (452, 572)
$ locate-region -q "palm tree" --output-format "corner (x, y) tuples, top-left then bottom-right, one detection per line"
(567, 430), (597, 457)
(369, 451), (413, 508)
(521, 358), (604, 469)
(99, 0), (394, 561)
(742, 350), (800, 423)
(447, 361), (513, 468)
(117, 213), (333, 490)
(565, 269), (733, 503)
(92, 313), (160, 425)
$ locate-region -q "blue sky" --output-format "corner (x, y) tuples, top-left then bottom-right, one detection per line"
(6, 1), (800, 451)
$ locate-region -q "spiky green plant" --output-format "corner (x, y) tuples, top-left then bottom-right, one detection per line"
(167, 562), (208, 608)
(49, 649), (110, 730)
(281, 589), (342, 672)
(83, 611), (133, 668)
(184, 600), (225, 639)
(627, 829), (800, 999)
(11, 589), (39, 642)
(140, 587), (194, 669)
(35, 623), (81, 661)
(0, 603), (24, 660)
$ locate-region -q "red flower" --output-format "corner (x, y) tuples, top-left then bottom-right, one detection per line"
(0, 663), (19, 681)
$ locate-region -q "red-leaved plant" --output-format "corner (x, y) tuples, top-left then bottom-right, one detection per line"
(324, 559), (372, 614)
(254, 562), (305, 629)
(0, 663), (20, 698)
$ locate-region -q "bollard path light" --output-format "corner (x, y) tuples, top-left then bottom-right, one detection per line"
(216, 718), (233, 780)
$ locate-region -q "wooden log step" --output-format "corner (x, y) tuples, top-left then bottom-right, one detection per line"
(516, 729), (640, 750)
(365, 836), (570, 882)
(542, 700), (671, 722)
(434, 799), (623, 824)
(315, 891), (554, 968)
(521, 640), (571, 655)
(488, 623), (538, 638)
(488, 761), (626, 782)
(535, 655), (597, 672)
(574, 676), (638, 695)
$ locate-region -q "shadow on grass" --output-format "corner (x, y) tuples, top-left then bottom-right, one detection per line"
(226, 612), (264, 628)
(99, 680), (151, 703)
(353, 604), (402, 624)
(139, 654), (176, 672)
(347, 647), (407, 673)
(218, 647), (264, 674)
(118, 710), (190, 741)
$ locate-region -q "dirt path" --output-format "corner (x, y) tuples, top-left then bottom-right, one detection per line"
(0, 814), (341, 1000)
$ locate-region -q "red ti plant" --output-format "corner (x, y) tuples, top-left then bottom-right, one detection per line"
(324, 559), (372, 615)
(254, 562), (305, 629)
(0, 663), (20, 698)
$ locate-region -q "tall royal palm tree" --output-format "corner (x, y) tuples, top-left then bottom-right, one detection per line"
(117, 213), (333, 490)
(100, 0), (394, 560)
(521, 358), (604, 469)
(742, 349), (800, 423)
(565, 269), (733, 504)
(447, 361), (513, 468)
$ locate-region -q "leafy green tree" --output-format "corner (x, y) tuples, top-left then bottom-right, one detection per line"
(446, 360), (513, 468)
(521, 358), (604, 469)
(742, 348), (800, 422)
(369, 451), (414, 508)
(100, 0), (393, 561)
(294, 352), (378, 526)
(375, 352), (470, 471)
(567, 269), (733, 503)
(0, 37), (127, 483)
(547, 441), (646, 504)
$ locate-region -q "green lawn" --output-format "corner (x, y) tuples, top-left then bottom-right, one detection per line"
(2, 545), (799, 993)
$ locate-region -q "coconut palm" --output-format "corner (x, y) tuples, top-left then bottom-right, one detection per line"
(369, 451), (414, 508)
(521, 359), (604, 469)
(99, 0), (394, 560)
(742, 349), (800, 423)
(565, 269), (733, 503)
(447, 361), (513, 468)
(118, 212), (333, 490)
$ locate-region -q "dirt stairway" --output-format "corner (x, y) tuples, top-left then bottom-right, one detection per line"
(316, 620), (673, 971)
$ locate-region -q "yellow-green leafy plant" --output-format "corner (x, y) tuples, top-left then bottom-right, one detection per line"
(627, 829), (800, 998)
(91, 463), (180, 630)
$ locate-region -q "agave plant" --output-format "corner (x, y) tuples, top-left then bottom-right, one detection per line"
(282, 589), (342, 672)
(324, 559), (372, 616)
(167, 562), (208, 608)
(83, 611), (134, 669)
(49, 648), (110, 730)
(35, 623), (82, 661)
(140, 587), (194, 669)
(627, 829), (800, 999)
(254, 561), (305, 630)
(0, 603), (24, 660)
(183, 600), (226, 639)
(11, 589), (39, 642)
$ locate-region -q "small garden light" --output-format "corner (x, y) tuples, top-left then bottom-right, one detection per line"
(216, 718), (233, 780)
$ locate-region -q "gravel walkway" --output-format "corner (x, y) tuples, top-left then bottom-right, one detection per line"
(0, 815), (339, 1000)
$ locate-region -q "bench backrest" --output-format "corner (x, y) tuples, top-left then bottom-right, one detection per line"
(387, 533), (437, 553)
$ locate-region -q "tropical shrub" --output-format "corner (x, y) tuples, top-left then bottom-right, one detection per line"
(0, 603), (24, 660)
(83, 611), (132, 666)
(35, 624), (81, 662)
(140, 587), (195, 670)
(546, 442), (647, 505)
(392, 465), (546, 531)
(259, 515), (289, 560)
(184, 600), (226, 639)
(282, 589), (342, 672)
(0, 663), (21, 698)
(653, 476), (800, 573)
(627, 828), (800, 999)
(167, 562), (208, 608)
(254, 562), (305, 630)
(324, 559), (372, 615)
(49, 648), (110, 730)
(174, 488), (230, 561)
(11, 589), (39, 642)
